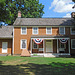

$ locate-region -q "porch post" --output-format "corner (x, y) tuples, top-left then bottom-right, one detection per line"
(43, 39), (45, 53)
(31, 38), (32, 54)
(68, 39), (70, 54)
(57, 39), (59, 53)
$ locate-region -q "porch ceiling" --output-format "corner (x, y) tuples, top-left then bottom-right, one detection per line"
(31, 35), (69, 39)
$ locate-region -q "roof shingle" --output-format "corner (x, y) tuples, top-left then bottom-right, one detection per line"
(0, 26), (13, 38)
(13, 18), (74, 26)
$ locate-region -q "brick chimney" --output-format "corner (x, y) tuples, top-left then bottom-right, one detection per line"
(18, 11), (21, 18)
(71, 12), (75, 18)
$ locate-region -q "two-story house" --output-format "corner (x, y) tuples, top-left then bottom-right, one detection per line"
(0, 11), (75, 57)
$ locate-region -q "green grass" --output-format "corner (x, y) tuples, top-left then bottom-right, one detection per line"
(0, 56), (75, 75)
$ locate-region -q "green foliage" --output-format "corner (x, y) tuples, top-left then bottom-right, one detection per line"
(0, 0), (44, 24)
(72, 0), (75, 2)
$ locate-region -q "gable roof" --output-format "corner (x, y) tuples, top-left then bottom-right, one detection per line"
(13, 18), (74, 26)
(0, 26), (13, 38)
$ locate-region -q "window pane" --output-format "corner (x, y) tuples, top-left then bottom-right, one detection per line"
(47, 27), (51, 34)
(71, 28), (75, 34)
(22, 40), (26, 49)
(60, 27), (65, 34)
(22, 27), (26, 34)
(34, 28), (37, 30)
(72, 40), (75, 48)
(61, 43), (64, 48)
(33, 27), (38, 34)
(34, 42), (37, 48)
(34, 30), (37, 34)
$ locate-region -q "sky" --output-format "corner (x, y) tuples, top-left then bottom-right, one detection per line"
(39, 0), (75, 18)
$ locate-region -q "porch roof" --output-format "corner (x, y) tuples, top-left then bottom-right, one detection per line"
(31, 35), (69, 39)
(0, 26), (13, 38)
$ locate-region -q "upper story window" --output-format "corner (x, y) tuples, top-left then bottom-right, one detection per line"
(21, 39), (27, 49)
(71, 28), (75, 35)
(46, 27), (52, 34)
(21, 27), (27, 35)
(59, 27), (65, 35)
(71, 39), (75, 49)
(32, 27), (38, 34)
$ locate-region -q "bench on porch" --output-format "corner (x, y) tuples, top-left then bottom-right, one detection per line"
(39, 48), (44, 51)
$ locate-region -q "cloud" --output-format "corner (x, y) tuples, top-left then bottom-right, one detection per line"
(63, 13), (71, 18)
(49, 0), (75, 13)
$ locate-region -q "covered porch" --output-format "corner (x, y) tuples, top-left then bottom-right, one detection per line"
(31, 35), (70, 57)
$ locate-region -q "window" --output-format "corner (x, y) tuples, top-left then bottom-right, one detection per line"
(21, 40), (27, 49)
(33, 27), (38, 34)
(71, 39), (75, 49)
(46, 27), (52, 34)
(71, 28), (75, 35)
(59, 27), (65, 35)
(60, 43), (65, 49)
(21, 27), (27, 34)
(33, 42), (38, 49)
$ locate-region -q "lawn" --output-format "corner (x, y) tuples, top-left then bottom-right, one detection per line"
(0, 56), (75, 75)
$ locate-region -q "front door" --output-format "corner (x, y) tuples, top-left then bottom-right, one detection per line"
(46, 40), (53, 52)
(2, 42), (7, 53)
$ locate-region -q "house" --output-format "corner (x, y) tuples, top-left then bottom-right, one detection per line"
(0, 26), (13, 55)
(0, 11), (75, 57)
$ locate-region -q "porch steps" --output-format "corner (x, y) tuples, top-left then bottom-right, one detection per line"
(44, 54), (59, 57)
(31, 55), (44, 57)
(59, 55), (71, 57)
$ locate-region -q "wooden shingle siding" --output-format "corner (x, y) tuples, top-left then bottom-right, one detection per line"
(14, 27), (75, 54)
(0, 39), (12, 54)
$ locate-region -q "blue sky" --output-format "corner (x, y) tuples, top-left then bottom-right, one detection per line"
(39, 0), (75, 18)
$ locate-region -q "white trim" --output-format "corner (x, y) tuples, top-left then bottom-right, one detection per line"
(20, 39), (27, 49)
(31, 39), (32, 54)
(32, 27), (38, 35)
(43, 39), (45, 53)
(13, 27), (14, 54)
(2, 42), (8, 53)
(57, 39), (59, 53)
(21, 27), (27, 35)
(46, 27), (52, 34)
(71, 39), (75, 49)
(68, 39), (70, 54)
(31, 38), (69, 40)
(70, 27), (75, 35)
(59, 27), (65, 35)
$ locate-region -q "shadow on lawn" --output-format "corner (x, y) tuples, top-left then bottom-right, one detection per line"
(0, 61), (75, 75)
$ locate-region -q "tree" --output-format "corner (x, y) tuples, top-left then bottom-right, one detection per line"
(72, 0), (75, 29)
(72, 0), (75, 2)
(0, 0), (9, 23)
(72, 0), (75, 8)
(0, 0), (44, 24)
